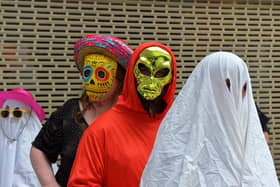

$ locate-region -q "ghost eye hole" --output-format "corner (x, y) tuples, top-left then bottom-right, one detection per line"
(155, 68), (170, 78)
(225, 78), (231, 91)
(242, 83), (247, 98)
(138, 63), (151, 76)
(243, 83), (247, 92)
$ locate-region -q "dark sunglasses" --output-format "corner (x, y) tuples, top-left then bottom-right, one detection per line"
(0, 109), (30, 119)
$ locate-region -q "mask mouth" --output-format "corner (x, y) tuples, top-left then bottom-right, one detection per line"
(139, 83), (161, 93)
(142, 88), (159, 94)
(85, 89), (107, 94)
(138, 87), (161, 100)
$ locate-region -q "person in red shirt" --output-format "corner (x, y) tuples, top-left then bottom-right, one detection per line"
(30, 35), (133, 187)
(68, 42), (177, 187)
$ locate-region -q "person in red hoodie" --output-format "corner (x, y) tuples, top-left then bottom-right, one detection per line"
(68, 42), (177, 187)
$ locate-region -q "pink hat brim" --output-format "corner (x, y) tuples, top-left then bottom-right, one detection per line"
(0, 89), (45, 122)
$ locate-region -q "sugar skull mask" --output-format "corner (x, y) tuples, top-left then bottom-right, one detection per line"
(83, 54), (118, 102)
(134, 47), (172, 100)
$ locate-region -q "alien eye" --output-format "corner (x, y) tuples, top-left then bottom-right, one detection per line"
(138, 63), (151, 76)
(155, 68), (170, 78)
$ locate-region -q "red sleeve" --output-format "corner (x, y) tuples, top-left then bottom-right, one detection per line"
(67, 128), (105, 187)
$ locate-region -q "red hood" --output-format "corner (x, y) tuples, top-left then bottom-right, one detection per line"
(68, 43), (177, 186)
(116, 42), (177, 118)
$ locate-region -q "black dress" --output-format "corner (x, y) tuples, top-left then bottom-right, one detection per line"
(255, 103), (270, 133)
(32, 98), (88, 187)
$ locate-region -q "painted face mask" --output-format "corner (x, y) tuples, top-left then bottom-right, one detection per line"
(82, 54), (118, 102)
(134, 47), (172, 100)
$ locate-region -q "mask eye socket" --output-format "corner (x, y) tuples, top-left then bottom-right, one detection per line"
(84, 69), (91, 78)
(155, 68), (170, 78)
(95, 67), (109, 81)
(83, 66), (93, 82)
(138, 63), (151, 76)
(97, 69), (106, 79)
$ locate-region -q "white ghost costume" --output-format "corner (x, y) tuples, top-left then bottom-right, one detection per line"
(140, 52), (279, 187)
(0, 99), (41, 187)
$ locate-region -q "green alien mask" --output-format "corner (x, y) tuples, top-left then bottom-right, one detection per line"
(134, 46), (172, 100)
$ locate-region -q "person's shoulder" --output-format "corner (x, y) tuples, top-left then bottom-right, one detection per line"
(63, 98), (79, 106)
(48, 98), (79, 118)
(86, 110), (117, 133)
(56, 98), (80, 111)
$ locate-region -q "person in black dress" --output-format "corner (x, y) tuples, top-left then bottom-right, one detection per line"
(256, 103), (270, 143)
(30, 35), (133, 187)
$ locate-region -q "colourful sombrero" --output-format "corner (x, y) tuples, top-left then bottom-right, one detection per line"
(0, 88), (45, 122)
(73, 34), (133, 72)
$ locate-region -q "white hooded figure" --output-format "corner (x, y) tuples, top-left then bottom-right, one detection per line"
(0, 88), (45, 187)
(140, 52), (279, 187)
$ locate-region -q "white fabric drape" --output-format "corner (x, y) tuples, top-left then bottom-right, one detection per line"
(0, 100), (42, 187)
(140, 52), (279, 187)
